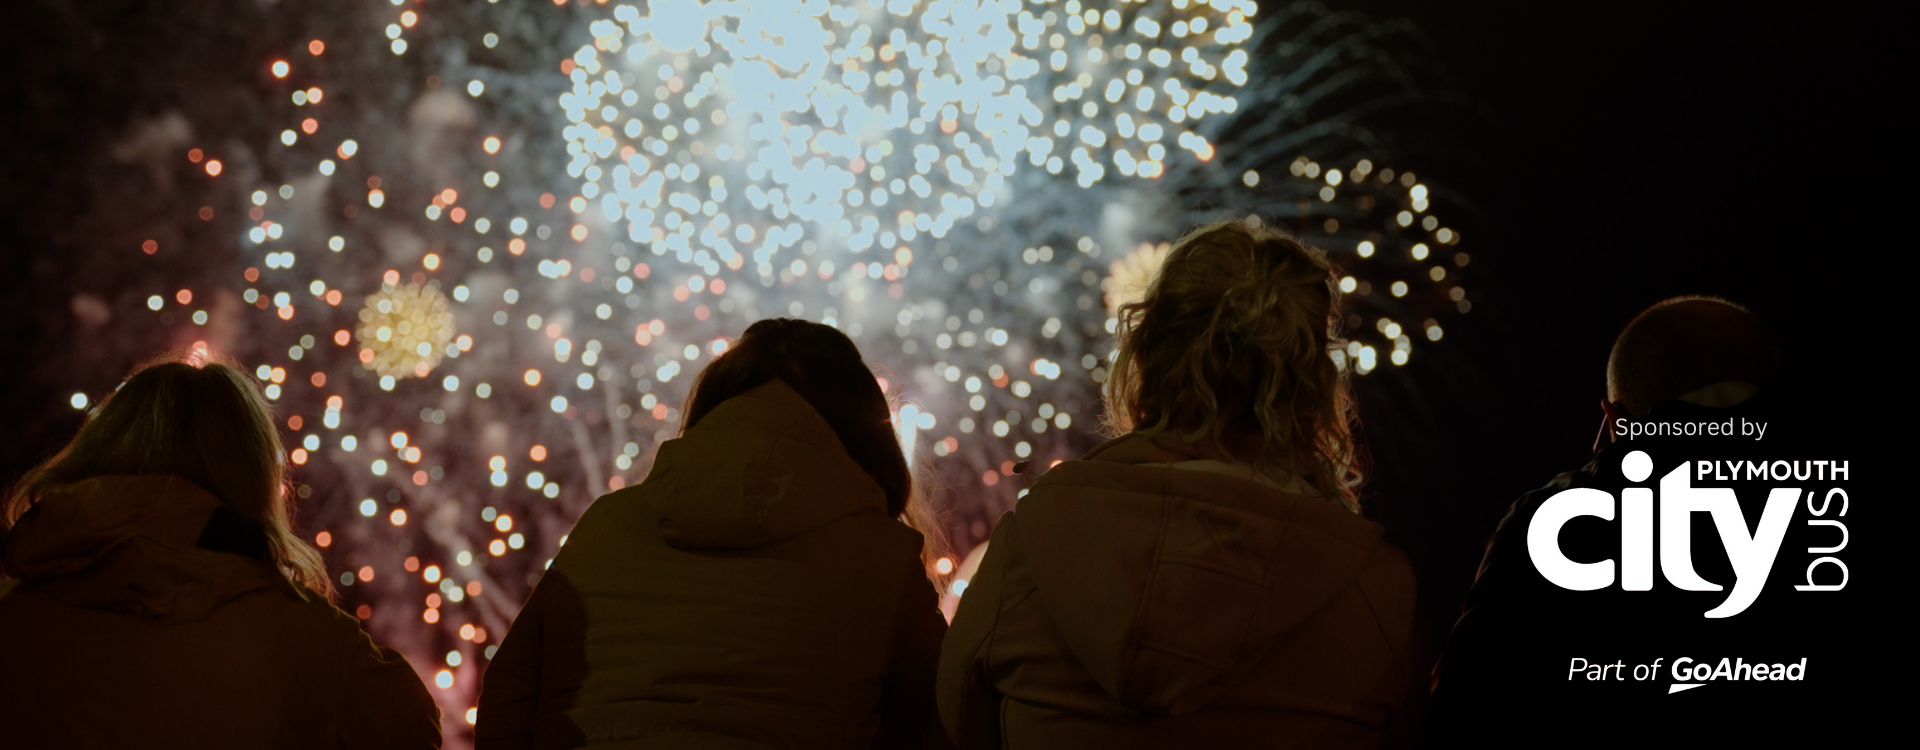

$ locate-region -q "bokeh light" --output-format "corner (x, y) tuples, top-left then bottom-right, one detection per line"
(355, 283), (457, 380)
(77, 1), (1470, 744)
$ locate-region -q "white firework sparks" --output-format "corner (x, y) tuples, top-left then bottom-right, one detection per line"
(559, 0), (1255, 276)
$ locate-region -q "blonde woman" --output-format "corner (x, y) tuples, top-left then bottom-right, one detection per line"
(0, 352), (440, 749)
(937, 220), (1423, 748)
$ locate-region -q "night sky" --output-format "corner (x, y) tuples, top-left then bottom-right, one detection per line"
(0, 0), (1888, 650)
(1315, 0), (1887, 636)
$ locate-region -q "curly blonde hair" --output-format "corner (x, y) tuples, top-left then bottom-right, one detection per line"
(1105, 218), (1363, 510)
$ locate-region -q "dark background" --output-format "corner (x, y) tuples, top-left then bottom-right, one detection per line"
(1318, 0), (1889, 647)
(0, 0), (1890, 670)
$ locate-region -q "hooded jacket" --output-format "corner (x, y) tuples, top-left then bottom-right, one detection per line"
(475, 379), (947, 750)
(937, 435), (1423, 749)
(0, 475), (441, 749)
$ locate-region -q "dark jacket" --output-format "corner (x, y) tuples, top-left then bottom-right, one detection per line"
(937, 434), (1424, 749)
(0, 475), (441, 749)
(1427, 390), (1859, 747)
(475, 379), (946, 750)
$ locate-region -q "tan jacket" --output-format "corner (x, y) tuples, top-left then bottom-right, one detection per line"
(0, 475), (441, 749)
(476, 380), (947, 749)
(938, 435), (1423, 749)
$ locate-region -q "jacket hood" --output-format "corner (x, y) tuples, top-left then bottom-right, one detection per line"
(1015, 434), (1387, 715)
(642, 379), (890, 550)
(1, 475), (276, 624)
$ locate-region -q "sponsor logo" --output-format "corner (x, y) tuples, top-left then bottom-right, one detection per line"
(1528, 451), (1849, 617)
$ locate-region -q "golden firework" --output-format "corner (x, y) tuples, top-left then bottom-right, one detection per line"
(356, 282), (455, 379)
(1106, 241), (1172, 319)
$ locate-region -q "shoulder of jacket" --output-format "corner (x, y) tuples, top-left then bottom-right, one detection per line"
(801, 506), (931, 562)
(1502, 463), (1602, 525)
(1009, 473), (1074, 515)
(273, 586), (379, 652)
(877, 513), (933, 559)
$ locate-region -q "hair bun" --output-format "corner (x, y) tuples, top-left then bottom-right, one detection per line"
(1104, 218), (1361, 512)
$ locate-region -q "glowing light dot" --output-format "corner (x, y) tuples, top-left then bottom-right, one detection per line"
(69, 393), (88, 409)
(271, 60), (290, 78)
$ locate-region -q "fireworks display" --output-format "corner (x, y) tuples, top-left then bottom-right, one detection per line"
(42, 0), (1470, 743)
(356, 281), (458, 379)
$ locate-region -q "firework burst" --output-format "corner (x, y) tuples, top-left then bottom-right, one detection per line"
(355, 281), (457, 380)
(50, 1), (1472, 743)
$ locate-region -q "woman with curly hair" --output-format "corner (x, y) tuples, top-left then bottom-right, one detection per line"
(937, 219), (1424, 748)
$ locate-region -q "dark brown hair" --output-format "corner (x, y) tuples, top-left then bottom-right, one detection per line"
(682, 319), (942, 555)
(4, 349), (332, 596)
(1106, 219), (1363, 510)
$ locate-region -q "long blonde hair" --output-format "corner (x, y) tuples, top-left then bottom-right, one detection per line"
(3, 350), (333, 597)
(1105, 219), (1364, 510)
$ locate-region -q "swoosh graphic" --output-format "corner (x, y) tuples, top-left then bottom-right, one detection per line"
(1668, 683), (1704, 694)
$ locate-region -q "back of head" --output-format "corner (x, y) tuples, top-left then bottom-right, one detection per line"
(3, 350), (330, 597)
(1607, 297), (1780, 415)
(683, 318), (914, 521)
(1107, 218), (1362, 510)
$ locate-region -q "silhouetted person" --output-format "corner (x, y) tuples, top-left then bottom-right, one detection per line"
(1427, 297), (1838, 747)
(0, 351), (441, 749)
(938, 220), (1424, 749)
(476, 318), (949, 749)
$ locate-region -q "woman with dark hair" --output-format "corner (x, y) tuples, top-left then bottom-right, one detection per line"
(476, 318), (949, 749)
(0, 350), (441, 748)
(937, 219), (1424, 748)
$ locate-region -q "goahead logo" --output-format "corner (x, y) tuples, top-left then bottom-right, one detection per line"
(1566, 656), (1810, 694)
(1527, 451), (1850, 618)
